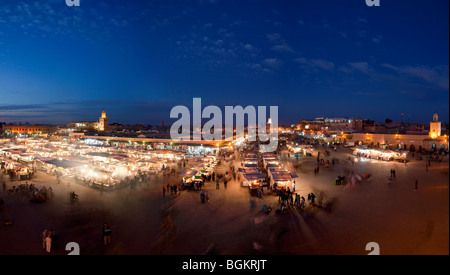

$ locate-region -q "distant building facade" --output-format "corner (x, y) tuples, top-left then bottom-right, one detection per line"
(339, 113), (448, 151)
(2, 124), (56, 135)
(65, 110), (109, 132)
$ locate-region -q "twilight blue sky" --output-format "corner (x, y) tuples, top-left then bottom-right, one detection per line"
(0, 0), (448, 125)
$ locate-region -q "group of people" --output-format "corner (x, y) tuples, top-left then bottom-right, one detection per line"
(215, 174), (229, 190)
(314, 166), (320, 175)
(277, 187), (316, 212)
(7, 182), (53, 203)
(41, 229), (57, 253)
(389, 168), (396, 178)
(39, 223), (112, 253)
(163, 183), (181, 197)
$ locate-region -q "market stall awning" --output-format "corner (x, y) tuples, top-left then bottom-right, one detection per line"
(43, 159), (85, 169)
(271, 171), (292, 181)
(243, 173), (265, 181)
(180, 170), (198, 177)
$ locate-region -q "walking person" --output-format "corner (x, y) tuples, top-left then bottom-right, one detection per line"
(300, 196), (306, 209)
(200, 190), (205, 204)
(45, 233), (52, 253)
(41, 229), (48, 250)
(103, 223), (112, 245)
(307, 193), (311, 205)
(49, 229), (57, 250)
(310, 193), (316, 205)
(295, 193), (300, 207)
(414, 179), (418, 191)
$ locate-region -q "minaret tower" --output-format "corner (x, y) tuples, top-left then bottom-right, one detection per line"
(429, 112), (441, 138)
(99, 110), (108, 132)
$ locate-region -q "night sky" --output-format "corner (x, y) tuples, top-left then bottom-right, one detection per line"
(0, 0), (448, 125)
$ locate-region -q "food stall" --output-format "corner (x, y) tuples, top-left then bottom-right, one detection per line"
(353, 148), (408, 163)
(4, 160), (33, 180)
(268, 167), (295, 190)
(237, 167), (265, 188)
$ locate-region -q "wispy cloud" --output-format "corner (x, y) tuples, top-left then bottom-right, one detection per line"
(372, 35), (383, 44)
(272, 44), (294, 53)
(266, 33), (282, 43)
(263, 58), (283, 69)
(0, 104), (48, 111)
(356, 16), (368, 24)
(243, 43), (257, 52)
(294, 58), (335, 71)
(266, 33), (294, 53)
(348, 62), (371, 74)
(382, 64), (449, 90)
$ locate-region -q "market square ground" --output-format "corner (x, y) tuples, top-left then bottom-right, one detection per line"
(0, 146), (448, 255)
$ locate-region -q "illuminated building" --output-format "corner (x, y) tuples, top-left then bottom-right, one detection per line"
(98, 110), (108, 132)
(66, 110), (109, 132)
(429, 113), (441, 139)
(2, 124), (56, 135)
(337, 113), (448, 151)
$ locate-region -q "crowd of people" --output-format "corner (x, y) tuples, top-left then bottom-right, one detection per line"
(276, 187), (315, 213)
(7, 182), (53, 203)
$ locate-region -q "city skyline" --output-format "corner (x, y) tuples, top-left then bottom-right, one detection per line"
(2, 108), (447, 129)
(0, 0), (449, 125)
